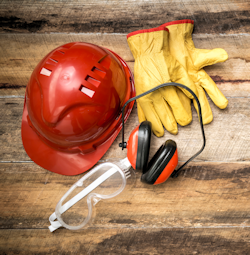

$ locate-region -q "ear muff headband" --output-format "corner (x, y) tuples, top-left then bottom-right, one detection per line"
(119, 82), (206, 178)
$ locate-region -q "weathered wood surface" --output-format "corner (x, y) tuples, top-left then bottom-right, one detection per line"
(1, 0), (250, 254)
(1, 87), (250, 253)
(1, 96), (250, 163)
(1, 33), (250, 93)
(1, 162), (250, 229)
(0, 162), (250, 253)
(0, 0), (250, 34)
(1, 228), (250, 254)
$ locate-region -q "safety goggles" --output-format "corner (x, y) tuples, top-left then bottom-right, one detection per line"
(49, 158), (132, 231)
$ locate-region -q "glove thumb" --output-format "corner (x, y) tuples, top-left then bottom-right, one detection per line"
(191, 48), (228, 70)
(199, 69), (228, 109)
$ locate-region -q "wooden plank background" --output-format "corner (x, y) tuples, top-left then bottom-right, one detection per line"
(1, 0), (250, 254)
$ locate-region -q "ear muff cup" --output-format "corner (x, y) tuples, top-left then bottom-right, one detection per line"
(141, 140), (177, 185)
(136, 121), (152, 172)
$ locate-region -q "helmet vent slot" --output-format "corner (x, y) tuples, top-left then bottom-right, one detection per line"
(98, 54), (111, 69)
(85, 75), (101, 87)
(58, 50), (65, 54)
(40, 67), (52, 77)
(79, 85), (95, 98)
(50, 58), (58, 63)
(98, 55), (108, 63)
(91, 66), (106, 78)
(45, 58), (58, 66)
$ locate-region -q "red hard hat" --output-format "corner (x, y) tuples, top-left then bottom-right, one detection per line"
(21, 42), (135, 175)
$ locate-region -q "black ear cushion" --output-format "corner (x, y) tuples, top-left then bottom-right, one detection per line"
(141, 140), (177, 184)
(136, 121), (152, 172)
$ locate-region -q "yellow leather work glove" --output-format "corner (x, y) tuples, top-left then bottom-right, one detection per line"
(127, 27), (197, 137)
(161, 19), (228, 124)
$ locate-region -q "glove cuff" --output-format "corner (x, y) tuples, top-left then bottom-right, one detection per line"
(127, 26), (169, 39)
(160, 19), (194, 45)
(160, 19), (194, 28)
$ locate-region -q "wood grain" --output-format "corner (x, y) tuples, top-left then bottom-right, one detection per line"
(1, 1), (250, 253)
(1, 97), (250, 163)
(0, 0), (250, 34)
(0, 161), (250, 253)
(0, 162), (250, 230)
(1, 33), (250, 96)
(0, 228), (250, 254)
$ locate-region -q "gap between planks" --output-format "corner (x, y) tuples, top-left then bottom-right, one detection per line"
(2, 225), (250, 230)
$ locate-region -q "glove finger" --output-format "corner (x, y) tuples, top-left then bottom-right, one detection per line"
(199, 69), (228, 109)
(192, 48), (228, 70)
(168, 57), (197, 99)
(153, 96), (178, 135)
(193, 85), (213, 124)
(138, 99), (165, 137)
(161, 86), (192, 126)
(136, 101), (146, 123)
(176, 88), (192, 122)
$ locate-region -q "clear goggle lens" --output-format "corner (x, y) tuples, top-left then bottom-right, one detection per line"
(49, 161), (131, 231)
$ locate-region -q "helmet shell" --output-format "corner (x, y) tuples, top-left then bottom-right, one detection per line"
(21, 42), (135, 175)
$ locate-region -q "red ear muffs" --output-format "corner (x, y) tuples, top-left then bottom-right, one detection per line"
(127, 121), (151, 171)
(127, 121), (178, 185)
(141, 140), (178, 185)
(120, 83), (206, 184)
